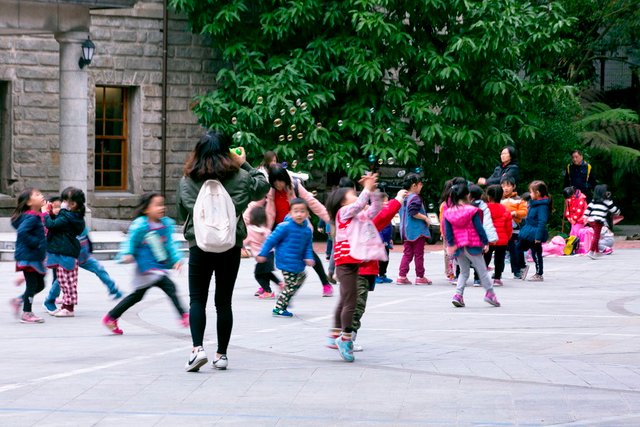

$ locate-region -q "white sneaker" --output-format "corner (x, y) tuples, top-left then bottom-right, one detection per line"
(185, 347), (208, 372)
(212, 354), (228, 370)
(353, 343), (363, 352)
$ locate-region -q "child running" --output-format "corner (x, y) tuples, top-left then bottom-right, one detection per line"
(325, 173), (381, 362)
(484, 185), (513, 286)
(44, 187), (86, 317)
(443, 181), (500, 308)
(257, 198), (315, 317)
(584, 184), (620, 260)
(245, 206), (282, 299)
(516, 181), (552, 281)
(103, 193), (188, 334)
(397, 174), (432, 285)
(11, 188), (47, 323)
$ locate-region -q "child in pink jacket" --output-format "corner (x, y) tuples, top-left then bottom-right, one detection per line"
(244, 206), (282, 299)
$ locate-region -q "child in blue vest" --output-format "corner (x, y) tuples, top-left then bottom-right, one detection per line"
(397, 174), (432, 285)
(102, 192), (188, 334)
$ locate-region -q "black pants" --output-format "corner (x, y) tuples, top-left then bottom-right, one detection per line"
(518, 239), (544, 275)
(378, 247), (390, 277)
(254, 253), (280, 293)
(23, 270), (45, 312)
(108, 276), (185, 319)
(311, 251), (329, 285)
(507, 234), (525, 275)
(484, 246), (507, 280)
(188, 246), (241, 354)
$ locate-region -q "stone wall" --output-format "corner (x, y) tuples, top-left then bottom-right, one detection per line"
(0, 0), (218, 219)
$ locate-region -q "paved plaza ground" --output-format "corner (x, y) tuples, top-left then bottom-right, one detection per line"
(1, 248), (640, 426)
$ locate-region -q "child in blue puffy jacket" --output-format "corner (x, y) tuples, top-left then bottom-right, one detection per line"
(257, 198), (315, 318)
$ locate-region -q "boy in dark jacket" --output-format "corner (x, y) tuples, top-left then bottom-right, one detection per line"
(257, 198), (315, 317)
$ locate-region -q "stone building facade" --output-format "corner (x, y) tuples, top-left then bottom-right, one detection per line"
(0, 0), (217, 221)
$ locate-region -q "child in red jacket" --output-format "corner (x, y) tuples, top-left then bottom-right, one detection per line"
(485, 185), (513, 286)
(563, 186), (587, 236)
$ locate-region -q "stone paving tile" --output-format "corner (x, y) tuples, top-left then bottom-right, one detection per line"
(2, 250), (640, 425)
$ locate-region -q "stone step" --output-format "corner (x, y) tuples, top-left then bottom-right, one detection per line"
(0, 231), (188, 262)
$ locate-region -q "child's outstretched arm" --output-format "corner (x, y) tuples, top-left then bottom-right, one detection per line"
(372, 190), (407, 231)
(117, 217), (147, 263)
(338, 189), (371, 221)
(257, 222), (287, 260)
(366, 190), (384, 219)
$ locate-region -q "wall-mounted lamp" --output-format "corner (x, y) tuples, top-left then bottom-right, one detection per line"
(78, 37), (95, 69)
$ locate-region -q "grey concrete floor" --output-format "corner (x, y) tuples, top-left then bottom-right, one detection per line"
(1, 249), (640, 426)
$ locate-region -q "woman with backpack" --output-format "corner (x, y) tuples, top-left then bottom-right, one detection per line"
(177, 130), (270, 373)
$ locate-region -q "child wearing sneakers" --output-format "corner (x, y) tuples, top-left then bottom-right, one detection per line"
(484, 185), (512, 286)
(397, 174), (432, 285)
(257, 198), (315, 317)
(11, 187), (47, 323)
(516, 181), (551, 281)
(325, 173), (382, 362)
(443, 181), (500, 308)
(102, 193), (188, 335)
(44, 187), (86, 317)
(500, 176), (528, 279)
(245, 206), (282, 299)
(584, 184), (620, 259)
(376, 192), (395, 284)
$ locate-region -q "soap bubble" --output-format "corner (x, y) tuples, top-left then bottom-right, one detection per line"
(414, 167), (423, 174)
(387, 157), (396, 165)
(337, 120), (344, 127)
(280, 109), (286, 116)
(377, 158), (384, 165)
(290, 124), (296, 132)
(289, 106), (297, 115)
(397, 170), (406, 178)
(386, 128), (391, 134)
(282, 162), (288, 169)
(231, 117), (237, 125)
(297, 132), (303, 139)
(233, 131), (241, 139)
(300, 102), (307, 110)
(306, 150), (315, 161)
(287, 134), (293, 141)
(273, 118), (282, 127)
(368, 154), (376, 163)
(257, 96), (264, 104)
(311, 191), (318, 197)
(278, 134), (285, 142)
(346, 162), (351, 168)
(370, 107), (375, 114)
(392, 109), (396, 115)
(316, 122), (322, 128)
(296, 99), (301, 106)
(291, 160), (298, 168)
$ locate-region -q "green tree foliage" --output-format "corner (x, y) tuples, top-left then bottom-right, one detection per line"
(557, 0), (640, 84)
(170, 0), (576, 189)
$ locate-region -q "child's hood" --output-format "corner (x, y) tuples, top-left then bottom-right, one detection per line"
(445, 204), (479, 227)
(11, 210), (41, 229)
(530, 198), (550, 208)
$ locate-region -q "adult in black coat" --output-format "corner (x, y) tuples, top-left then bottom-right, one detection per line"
(563, 149), (597, 201)
(478, 145), (520, 186)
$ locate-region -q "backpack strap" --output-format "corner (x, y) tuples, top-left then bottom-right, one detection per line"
(586, 163), (591, 181)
